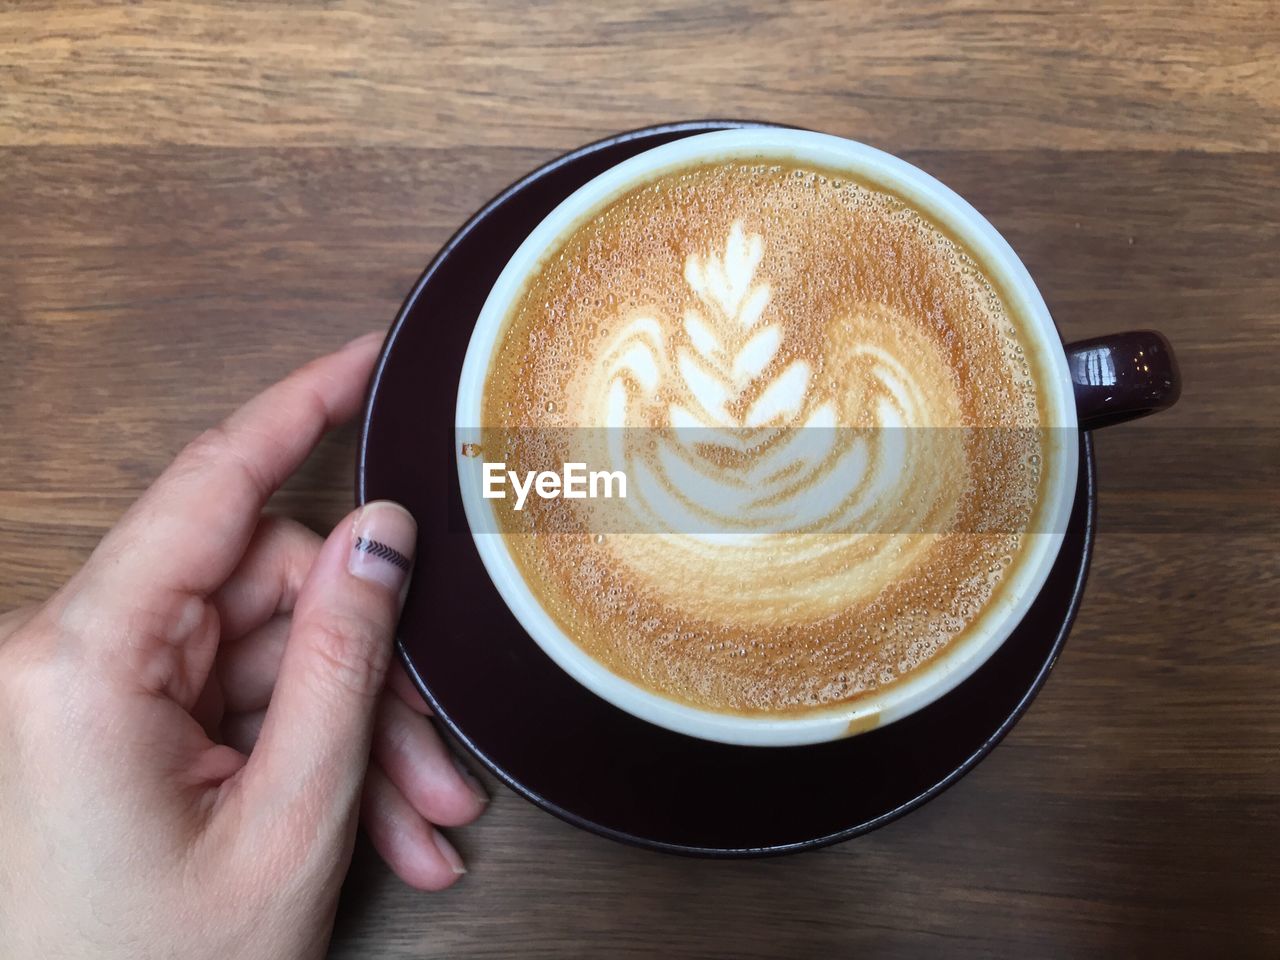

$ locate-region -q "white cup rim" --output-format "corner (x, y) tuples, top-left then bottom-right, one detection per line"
(455, 128), (1078, 747)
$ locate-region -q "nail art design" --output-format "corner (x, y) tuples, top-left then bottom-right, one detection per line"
(353, 537), (412, 572)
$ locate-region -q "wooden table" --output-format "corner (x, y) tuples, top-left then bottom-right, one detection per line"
(3, 3), (1277, 956)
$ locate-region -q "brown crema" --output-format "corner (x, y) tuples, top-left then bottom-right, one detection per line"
(480, 160), (1052, 715)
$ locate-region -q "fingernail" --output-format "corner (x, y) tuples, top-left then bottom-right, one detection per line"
(349, 501), (417, 593)
(452, 753), (490, 805)
(342, 330), (384, 352)
(433, 830), (467, 875)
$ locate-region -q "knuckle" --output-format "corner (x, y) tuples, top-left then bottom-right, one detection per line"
(0, 630), (69, 726)
(184, 424), (235, 468)
(0, 649), (33, 717)
(305, 613), (387, 701)
(179, 424), (271, 501)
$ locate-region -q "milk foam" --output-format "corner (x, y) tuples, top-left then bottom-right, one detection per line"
(482, 161), (1047, 713)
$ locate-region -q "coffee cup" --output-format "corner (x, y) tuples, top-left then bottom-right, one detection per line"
(454, 128), (1179, 746)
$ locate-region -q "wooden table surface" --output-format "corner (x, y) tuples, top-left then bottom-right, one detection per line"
(2, 2), (1277, 956)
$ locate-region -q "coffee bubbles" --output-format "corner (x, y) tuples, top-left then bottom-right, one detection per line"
(480, 161), (1050, 714)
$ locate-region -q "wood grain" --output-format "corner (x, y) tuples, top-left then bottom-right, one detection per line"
(1, 2), (1276, 957)
(2, 1), (1278, 151)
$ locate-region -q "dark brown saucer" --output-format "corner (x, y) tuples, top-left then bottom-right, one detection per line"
(357, 121), (1096, 856)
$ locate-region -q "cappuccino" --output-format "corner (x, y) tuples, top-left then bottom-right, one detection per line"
(478, 160), (1053, 715)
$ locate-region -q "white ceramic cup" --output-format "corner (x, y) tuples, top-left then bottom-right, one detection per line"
(455, 128), (1078, 747)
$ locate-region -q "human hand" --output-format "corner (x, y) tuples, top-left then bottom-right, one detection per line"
(0, 335), (487, 959)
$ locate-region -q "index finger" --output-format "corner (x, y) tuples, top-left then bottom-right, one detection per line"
(86, 333), (383, 603)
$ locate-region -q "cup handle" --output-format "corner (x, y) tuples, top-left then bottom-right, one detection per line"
(1064, 330), (1181, 430)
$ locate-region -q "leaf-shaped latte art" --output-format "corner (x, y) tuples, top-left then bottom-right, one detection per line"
(584, 220), (903, 537)
(557, 218), (969, 548)
(675, 220), (795, 427)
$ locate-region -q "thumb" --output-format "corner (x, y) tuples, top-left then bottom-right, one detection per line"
(242, 500), (417, 830)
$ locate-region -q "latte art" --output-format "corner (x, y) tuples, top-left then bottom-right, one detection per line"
(481, 161), (1052, 714)
(576, 221), (971, 548)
